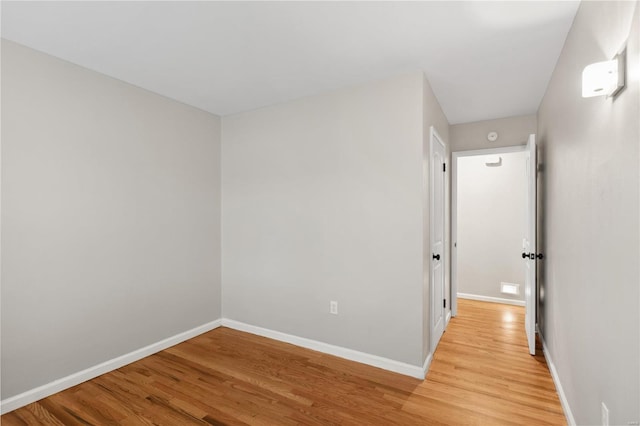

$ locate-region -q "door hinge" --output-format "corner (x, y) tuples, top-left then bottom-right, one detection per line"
(443, 163), (446, 172)
(443, 299), (446, 308)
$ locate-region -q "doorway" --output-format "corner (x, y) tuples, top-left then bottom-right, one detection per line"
(451, 143), (539, 355)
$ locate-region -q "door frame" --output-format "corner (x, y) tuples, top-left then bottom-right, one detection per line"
(450, 145), (526, 317)
(429, 126), (447, 352)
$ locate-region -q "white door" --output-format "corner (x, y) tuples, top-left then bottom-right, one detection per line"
(430, 127), (446, 351)
(524, 134), (537, 355)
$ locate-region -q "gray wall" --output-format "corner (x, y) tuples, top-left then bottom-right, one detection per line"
(537, 1), (639, 425)
(450, 114), (536, 152)
(457, 152), (526, 302)
(1, 40), (222, 399)
(222, 72), (434, 367)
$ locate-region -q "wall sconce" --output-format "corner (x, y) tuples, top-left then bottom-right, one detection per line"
(582, 49), (626, 98)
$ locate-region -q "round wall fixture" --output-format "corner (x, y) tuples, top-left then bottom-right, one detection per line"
(487, 131), (498, 142)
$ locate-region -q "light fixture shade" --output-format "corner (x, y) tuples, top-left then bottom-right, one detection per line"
(582, 51), (625, 98)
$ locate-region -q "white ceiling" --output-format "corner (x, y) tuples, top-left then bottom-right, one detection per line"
(1, 1), (579, 124)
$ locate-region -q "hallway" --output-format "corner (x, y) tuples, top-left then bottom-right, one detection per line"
(1, 299), (565, 425)
(417, 299), (565, 424)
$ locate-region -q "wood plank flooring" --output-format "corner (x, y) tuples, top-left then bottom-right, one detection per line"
(2, 299), (565, 425)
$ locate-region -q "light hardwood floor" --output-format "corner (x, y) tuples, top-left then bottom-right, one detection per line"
(2, 299), (565, 425)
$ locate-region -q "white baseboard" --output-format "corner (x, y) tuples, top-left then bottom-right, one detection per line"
(0, 319), (222, 415)
(538, 329), (576, 426)
(445, 310), (452, 326)
(221, 318), (425, 380)
(422, 352), (433, 378)
(457, 292), (525, 306)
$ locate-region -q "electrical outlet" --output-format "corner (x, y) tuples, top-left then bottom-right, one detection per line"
(330, 301), (338, 315)
(601, 402), (609, 426)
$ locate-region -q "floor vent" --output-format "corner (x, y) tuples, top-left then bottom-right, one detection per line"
(500, 282), (520, 296)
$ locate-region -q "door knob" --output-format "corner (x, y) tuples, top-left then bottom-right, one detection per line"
(522, 252), (535, 259)
(536, 253), (544, 259)
(432, 254), (440, 260)
(522, 252), (529, 259)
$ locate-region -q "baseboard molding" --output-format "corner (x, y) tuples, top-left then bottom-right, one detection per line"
(457, 292), (525, 306)
(221, 318), (425, 380)
(538, 329), (576, 426)
(422, 352), (433, 378)
(0, 319), (222, 415)
(445, 310), (452, 326)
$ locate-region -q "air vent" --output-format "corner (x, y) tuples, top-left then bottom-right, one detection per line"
(501, 282), (520, 296)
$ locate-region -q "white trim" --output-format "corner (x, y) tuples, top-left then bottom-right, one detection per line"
(451, 144), (527, 318)
(0, 319), (222, 415)
(221, 319), (425, 380)
(445, 310), (452, 326)
(457, 292), (525, 307)
(453, 145), (526, 158)
(538, 329), (576, 426)
(451, 151), (458, 317)
(422, 352), (433, 378)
